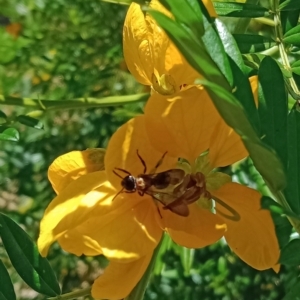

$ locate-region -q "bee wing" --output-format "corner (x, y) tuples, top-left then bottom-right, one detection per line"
(147, 169), (185, 189)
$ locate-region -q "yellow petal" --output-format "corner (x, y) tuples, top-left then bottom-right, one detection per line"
(92, 253), (152, 300)
(105, 115), (177, 190)
(48, 148), (105, 194)
(160, 203), (226, 248)
(212, 182), (280, 270)
(123, 2), (164, 85)
(38, 171), (109, 256)
(209, 120), (248, 168)
(203, 0), (217, 17)
(144, 87), (220, 162)
(123, 2), (200, 92)
(57, 229), (103, 256)
(61, 194), (162, 262)
(39, 171), (162, 261)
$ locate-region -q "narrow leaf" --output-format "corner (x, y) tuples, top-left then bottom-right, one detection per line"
(202, 14), (233, 86)
(279, 239), (300, 265)
(283, 25), (300, 46)
(0, 214), (61, 296)
(213, 2), (270, 18)
(260, 197), (292, 249)
(214, 19), (248, 74)
(292, 60), (300, 75)
(233, 34), (276, 53)
(229, 57), (260, 133)
(258, 56), (288, 170)
(285, 106), (300, 214)
(0, 128), (19, 142)
(16, 115), (44, 129)
(160, 0), (204, 36)
(0, 259), (16, 300)
(279, 0), (300, 11)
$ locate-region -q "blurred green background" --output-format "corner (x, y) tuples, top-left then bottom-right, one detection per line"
(0, 0), (297, 299)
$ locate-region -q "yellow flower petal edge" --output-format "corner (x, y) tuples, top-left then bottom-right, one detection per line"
(92, 253), (152, 300)
(208, 119), (248, 168)
(213, 182), (280, 270)
(48, 148), (105, 194)
(105, 114), (177, 190)
(38, 171), (108, 256)
(144, 86), (221, 162)
(202, 0), (217, 17)
(123, 1), (200, 94)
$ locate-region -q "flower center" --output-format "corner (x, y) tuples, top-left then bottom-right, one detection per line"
(151, 73), (177, 95)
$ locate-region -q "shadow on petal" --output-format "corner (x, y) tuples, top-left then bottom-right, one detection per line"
(160, 203), (226, 248)
(212, 182), (280, 270)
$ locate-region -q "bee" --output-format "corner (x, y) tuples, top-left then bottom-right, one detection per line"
(113, 150), (208, 217)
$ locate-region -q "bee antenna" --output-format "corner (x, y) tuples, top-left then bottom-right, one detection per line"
(113, 169), (124, 179)
(112, 188), (124, 201)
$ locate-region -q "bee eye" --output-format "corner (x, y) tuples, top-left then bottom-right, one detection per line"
(122, 176), (136, 191)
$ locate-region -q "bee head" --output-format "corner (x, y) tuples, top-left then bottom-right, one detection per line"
(121, 175), (136, 192)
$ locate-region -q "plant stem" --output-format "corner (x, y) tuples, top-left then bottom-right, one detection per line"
(124, 234), (165, 300)
(47, 287), (92, 300)
(0, 93), (149, 111)
(270, 0), (300, 102)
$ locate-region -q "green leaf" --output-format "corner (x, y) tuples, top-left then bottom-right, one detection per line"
(283, 24), (300, 46)
(160, 0), (204, 36)
(198, 79), (286, 192)
(233, 34), (276, 53)
(213, 2), (269, 18)
(0, 214), (61, 296)
(258, 56), (288, 170)
(0, 259), (16, 300)
(280, 8), (300, 34)
(279, 0), (300, 11)
(0, 128), (20, 142)
(292, 60), (300, 75)
(261, 196), (292, 249)
(285, 106), (300, 214)
(179, 247), (195, 276)
(149, 10), (230, 90)
(283, 280), (300, 300)
(214, 19), (248, 74)
(16, 115), (44, 129)
(280, 239), (300, 265)
(229, 57), (260, 133)
(243, 53), (266, 70)
(202, 14), (233, 86)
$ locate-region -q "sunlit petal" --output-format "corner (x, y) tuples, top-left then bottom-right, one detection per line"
(160, 203), (226, 248)
(212, 182), (279, 270)
(203, 0), (217, 17)
(92, 253), (152, 300)
(38, 171), (110, 256)
(105, 115), (177, 190)
(48, 149), (105, 194)
(145, 87), (220, 162)
(209, 120), (248, 168)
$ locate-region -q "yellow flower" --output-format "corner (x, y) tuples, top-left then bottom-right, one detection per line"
(123, 1), (200, 95)
(38, 84), (279, 299)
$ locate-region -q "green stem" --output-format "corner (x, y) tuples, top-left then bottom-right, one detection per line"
(0, 93), (149, 111)
(124, 234), (165, 300)
(47, 287), (92, 300)
(270, 0), (300, 101)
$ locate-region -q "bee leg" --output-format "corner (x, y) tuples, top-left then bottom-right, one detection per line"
(136, 150), (147, 174)
(150, 151), (168, 173)
(157, 206), (163, 218)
